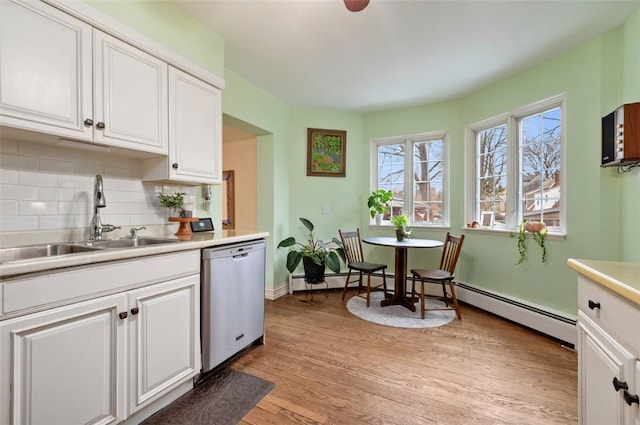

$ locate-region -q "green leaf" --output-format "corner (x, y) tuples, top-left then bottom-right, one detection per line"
(325, 252), (341, 274)
(285, 251), (302, 273)
(277, 237), (296, 248)
(299, 217), (314, 232)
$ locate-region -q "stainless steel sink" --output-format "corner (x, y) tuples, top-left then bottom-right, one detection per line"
(0, 238), (180, 264)
(82, 237), (180, 249)
(0, 243), (103, 263)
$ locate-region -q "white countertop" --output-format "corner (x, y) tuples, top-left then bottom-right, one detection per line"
(567, 258), (640, 306)
(0, 230), (269, 279)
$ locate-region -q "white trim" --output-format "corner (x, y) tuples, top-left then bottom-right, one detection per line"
(43, 0), (225, 89)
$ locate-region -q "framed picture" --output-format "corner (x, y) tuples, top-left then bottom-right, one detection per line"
(481, 211), (495, 227)
(307, 128), (346, 177)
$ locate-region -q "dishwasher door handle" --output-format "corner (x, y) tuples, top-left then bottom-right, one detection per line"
(233, 253), (249, 260)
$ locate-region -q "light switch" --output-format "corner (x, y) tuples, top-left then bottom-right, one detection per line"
(322, 203), (330, 214)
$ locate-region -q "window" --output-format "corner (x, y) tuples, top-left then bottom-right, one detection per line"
(371, 131), (448, 226)
(466, 95), (564, 233)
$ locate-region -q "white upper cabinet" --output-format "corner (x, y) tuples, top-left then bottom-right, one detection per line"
(142, 67), (222, 184)
(93, 30), (168, 154)
(0, 0), (93, 140)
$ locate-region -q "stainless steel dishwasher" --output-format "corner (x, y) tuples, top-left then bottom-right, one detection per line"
(201, 239), (266, 372)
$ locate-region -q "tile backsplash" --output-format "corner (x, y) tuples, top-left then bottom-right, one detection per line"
(0, 138), (196, 236)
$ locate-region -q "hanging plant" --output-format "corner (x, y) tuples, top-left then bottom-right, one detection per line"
(516, 220), (548, 264)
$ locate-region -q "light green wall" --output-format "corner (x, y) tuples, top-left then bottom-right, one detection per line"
(85, 0), (224, 77)
(621, 7), (640, 263)
(81, 0), (639, 309)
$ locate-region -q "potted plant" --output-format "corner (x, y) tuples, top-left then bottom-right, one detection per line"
(277, 217), (345, 283)
(391, 214), (411, 241)
(515, 219), (548, 264)
(367, 189), (393, 225)
(158, 192), (187, 217)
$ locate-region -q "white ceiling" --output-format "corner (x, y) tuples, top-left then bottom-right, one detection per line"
(173, 0), (640, 113)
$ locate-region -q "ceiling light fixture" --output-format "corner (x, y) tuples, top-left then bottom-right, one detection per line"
(344, 0), (370, 12)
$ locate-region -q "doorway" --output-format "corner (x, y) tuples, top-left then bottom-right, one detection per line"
(222, 125), (257, 231)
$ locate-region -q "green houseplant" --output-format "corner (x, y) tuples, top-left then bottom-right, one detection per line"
(158, 192), (187, 217)
(277, 217), (345, 283)
(515, 220), (548, 264)
(391, 214), (411, 241)
(367, 189), (393, 225)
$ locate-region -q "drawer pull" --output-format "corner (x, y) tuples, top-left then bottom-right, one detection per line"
(624, 391), (639, 406)
(119, 311), (128, 320)
(588, 300), (601, 310)
(613, 377), (629, 392)
(131, 307), (139, 315)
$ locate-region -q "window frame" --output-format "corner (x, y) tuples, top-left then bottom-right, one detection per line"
(370, 130), (450, 228)
(464, 94), (566, 236)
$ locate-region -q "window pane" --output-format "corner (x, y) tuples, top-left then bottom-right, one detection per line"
(519, 107), (561, 228)
(412, 139), (445, 224)
(476, 125), (507, 227)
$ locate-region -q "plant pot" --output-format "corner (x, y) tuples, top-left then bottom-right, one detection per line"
(302, 256), (326, 284)
(374, 213), (383, 225)
(395, 229), (405, 241)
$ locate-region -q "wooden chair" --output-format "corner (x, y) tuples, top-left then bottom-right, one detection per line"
(410, 232), (465, 319)
(339, 229), (389, 307)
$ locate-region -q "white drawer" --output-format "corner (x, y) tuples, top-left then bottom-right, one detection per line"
(578, 274), (640, 354)
(2, 250), (200, 318)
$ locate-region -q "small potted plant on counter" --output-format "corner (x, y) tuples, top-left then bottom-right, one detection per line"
(277, 217), (345, 283)
(158, 192), (187, 218)
(391, 214), (411, 241)
(367, 189), (393, 225)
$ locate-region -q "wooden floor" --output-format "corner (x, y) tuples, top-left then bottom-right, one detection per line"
(231, 289), (578, 425)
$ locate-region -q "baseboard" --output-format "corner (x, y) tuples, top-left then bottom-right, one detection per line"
(455, 282), (577, 347)
(283, 273), (577, 346)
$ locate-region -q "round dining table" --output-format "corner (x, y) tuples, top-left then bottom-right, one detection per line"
(362, 236), (443, 311)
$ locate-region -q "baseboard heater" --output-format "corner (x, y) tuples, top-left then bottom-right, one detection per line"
(286, 273), (577, 347)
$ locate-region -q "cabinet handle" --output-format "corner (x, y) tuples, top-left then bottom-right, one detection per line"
(131, 307), (139, 315)
(624, 391), (639, 406)
(612, 377), (629, 392)
(588, 300), (601, 310)
(118, 311), (128, 320)
(96, 122), (105, 130)
(84, 118), (94, 127)
(172, 163), (179, 169)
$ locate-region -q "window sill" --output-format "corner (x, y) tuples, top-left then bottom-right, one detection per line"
(462, 226), (567, 241)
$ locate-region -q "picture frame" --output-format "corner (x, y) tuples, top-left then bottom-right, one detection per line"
(307, 128), (346, 177)
(481, 211), (495, 227)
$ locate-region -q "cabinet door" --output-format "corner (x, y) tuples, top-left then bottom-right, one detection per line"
(0, 294), (126, 425)
(168, 66), (222, 183)
(0, 0), (92, 140)
(634, 361), (640, 425)
(128, 275), (201, 414)
(93, 30), (168, 154)
(578, 312), (635, 425)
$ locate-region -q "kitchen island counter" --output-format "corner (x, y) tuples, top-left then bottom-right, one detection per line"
(567, 258), (640, 307)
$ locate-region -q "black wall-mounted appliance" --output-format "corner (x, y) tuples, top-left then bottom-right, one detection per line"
(601, 102), (640, 166)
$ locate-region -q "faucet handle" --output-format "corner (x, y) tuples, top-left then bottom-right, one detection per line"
(102, 224), (121, 233)
(130, 226), (146, 238)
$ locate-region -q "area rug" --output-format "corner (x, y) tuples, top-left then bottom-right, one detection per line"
(346, 291), (455, 329)
(141, 368), (274, 425)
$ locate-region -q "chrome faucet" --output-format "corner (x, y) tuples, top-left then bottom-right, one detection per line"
(89, 175), (120, 240)
(130, 227), (146, 239)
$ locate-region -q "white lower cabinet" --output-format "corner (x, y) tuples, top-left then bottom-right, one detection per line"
(0, 294), (127, 425)
(577, 274), (640, 425)
(0, 253), (201, 425)
(128, 276), (200, 415)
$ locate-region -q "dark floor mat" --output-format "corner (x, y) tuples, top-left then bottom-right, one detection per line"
(141, 368), (274, 425)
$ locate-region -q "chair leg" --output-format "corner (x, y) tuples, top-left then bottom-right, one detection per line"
(365, 273), (371, 307)
(357, 272), (364, 294)
(341, 269), (353, 301)
(382, 270), (388, 297)
(410, 274), (416, 303)
(441, 283), (449, 306)
(420, 281), (426, 319)
(449, 282), (462, 320)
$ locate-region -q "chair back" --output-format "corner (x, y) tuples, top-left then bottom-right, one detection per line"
(439, 232), (465, 274)
(339, 229), (365, 265)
